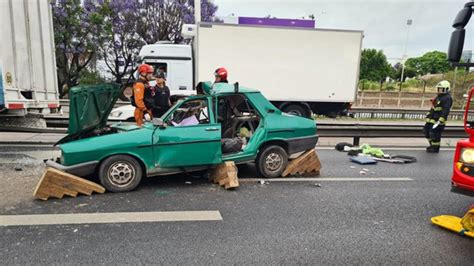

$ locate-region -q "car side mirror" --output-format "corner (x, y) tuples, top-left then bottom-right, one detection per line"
(153, 118), (167, 129)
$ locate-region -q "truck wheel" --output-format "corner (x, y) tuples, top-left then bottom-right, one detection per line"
(256, 145), (288, 178)
(99, 155), (143, 192)
(282, 104), (310, 118)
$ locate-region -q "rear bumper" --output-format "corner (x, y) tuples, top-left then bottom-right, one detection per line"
(45, 160), (99, 177)
(286, 135), (319, 154)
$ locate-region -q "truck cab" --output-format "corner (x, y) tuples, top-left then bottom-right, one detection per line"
(137, 42), (194, 97)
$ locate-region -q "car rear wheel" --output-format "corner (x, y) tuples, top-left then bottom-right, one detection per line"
(99, 155), (143, 192)
(256, 145), (288, 178)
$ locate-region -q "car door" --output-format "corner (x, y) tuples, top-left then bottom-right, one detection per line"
(152, 96), (222, 168)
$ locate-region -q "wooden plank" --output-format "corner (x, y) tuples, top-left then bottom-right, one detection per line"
(34, 167), (105, 200)
(209, 161), (239, 190)
(282, 149), (322, 177)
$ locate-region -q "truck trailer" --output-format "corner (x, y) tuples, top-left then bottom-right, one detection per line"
(137, 23), (363, 118)
(0, 0), (59, 119)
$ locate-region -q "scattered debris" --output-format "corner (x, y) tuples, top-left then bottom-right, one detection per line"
(73, 229), (78, 233)
(258, 180), (269, 185)
(314, 183), (322, 187)
(350, 166), (356, 169)
(185, 181), (192, 185)
(335, 142), (354, 151)
(351, 155), (377, 165)
(359, 170), (367, 175)
(14, 167), (22, 171)
(362, 168), (369, 172)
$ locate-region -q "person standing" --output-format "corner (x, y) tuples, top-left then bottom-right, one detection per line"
(132, 64), (154, 126)
(423, 80), (453, 153)
(152, 72), (171, 118)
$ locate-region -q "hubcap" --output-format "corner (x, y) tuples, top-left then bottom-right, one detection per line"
(108, 161), (135, 187)
(265, 152), (282, 171)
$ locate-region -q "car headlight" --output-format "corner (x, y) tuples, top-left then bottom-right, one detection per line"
(110, 111), (122, 117)
(461, 148), (474, 163)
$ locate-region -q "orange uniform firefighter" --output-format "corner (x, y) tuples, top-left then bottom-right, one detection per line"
(132, 64), (154, 126)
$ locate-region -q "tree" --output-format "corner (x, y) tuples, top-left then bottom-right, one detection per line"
(52, 0), (97, 97)
(390, 62), (417, 82)
(359, 49), (392, 83)
(136, 0), (221, 44)
(88, 0), (144, 84)
(87, 0), (221, 86)
(405, 51), (453, 76)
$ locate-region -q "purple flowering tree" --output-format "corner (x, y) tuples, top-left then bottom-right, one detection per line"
(52, 0), (221, 96)
(52, 0), (98, 96)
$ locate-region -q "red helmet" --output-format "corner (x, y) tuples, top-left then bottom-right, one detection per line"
(214, 67), (228, 80)
(138, 64), (154, 75)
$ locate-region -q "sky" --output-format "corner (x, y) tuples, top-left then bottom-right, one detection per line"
(214, 0), (473, 63)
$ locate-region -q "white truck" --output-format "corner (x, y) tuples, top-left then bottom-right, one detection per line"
(134, 23), (363, 118)
(0, 0), (59, 122)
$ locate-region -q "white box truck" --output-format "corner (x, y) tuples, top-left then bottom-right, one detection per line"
(136, 23), (363, 118)
(0, 0), (59, 118)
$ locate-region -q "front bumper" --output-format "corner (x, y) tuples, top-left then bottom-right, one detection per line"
(45, 160), (99, 177)
(451, 183), (474, 197)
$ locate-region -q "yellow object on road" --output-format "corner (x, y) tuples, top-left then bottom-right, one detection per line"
(431, 215), (474, 238)
(461, 209), (474, 231)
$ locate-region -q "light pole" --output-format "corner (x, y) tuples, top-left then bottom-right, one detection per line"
(399, 19), (412, 90)
(194, 0), (201, 24)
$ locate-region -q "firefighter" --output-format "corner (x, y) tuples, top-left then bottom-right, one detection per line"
(423, 80), (453, 153)
(132, 64), (154, 126)
(214, 67), (228, 83)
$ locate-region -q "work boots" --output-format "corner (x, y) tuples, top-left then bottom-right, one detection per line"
(426, 146), (440, 153)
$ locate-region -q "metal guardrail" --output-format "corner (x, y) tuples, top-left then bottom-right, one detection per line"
(351, 107), (467, 121)
(316, 122), (468, 145)
(58, 99), (468, 121)
(42, 117), (468, 145)
(2, 118), (468, 146)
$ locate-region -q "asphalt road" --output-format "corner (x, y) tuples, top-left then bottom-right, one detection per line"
(0, 145), (473, 264)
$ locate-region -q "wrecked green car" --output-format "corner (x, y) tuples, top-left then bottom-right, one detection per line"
(47, 82), (317, 192)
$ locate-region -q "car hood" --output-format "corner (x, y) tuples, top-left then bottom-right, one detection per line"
(57, 84), (121, 145)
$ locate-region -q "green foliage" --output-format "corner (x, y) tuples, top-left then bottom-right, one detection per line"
(78, 69), (105, 85)
(405, 51), (454, 76)
(360, 49), (391, 82)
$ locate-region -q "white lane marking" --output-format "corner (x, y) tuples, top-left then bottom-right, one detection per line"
(240, 177), (413, 182)
(0, 211), (222, 227)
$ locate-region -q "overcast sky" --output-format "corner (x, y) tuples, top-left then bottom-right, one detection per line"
(214, 0), (472, 63)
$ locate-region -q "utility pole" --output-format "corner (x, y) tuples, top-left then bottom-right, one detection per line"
(194, 0), (201, 24)
(399, 19), (412, 90)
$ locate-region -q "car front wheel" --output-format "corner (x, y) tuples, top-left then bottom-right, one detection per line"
(98, 155), (143, 192)
(256, 145), (288, 178)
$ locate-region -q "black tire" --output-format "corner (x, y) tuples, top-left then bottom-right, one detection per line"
(282, 104), (311, 118)
(98, 155), (143, 192)
(256, 145), (288, 178)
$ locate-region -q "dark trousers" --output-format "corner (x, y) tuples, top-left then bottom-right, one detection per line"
(423, 122), (445, 147)
(153, 108), (168, 118)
